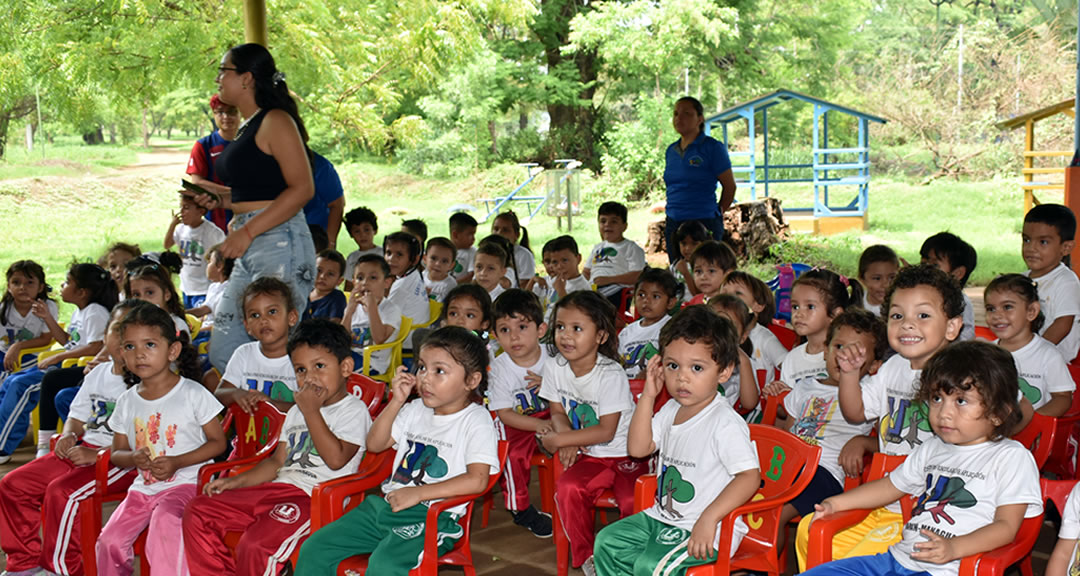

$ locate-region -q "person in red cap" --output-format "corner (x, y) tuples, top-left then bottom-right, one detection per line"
(186, 94), (239, 232)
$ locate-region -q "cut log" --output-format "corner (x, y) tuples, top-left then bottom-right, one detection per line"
(646, 198), (788, 263)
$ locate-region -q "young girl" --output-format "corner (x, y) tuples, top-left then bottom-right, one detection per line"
(858, 245), (900, 317)
(722, 270), (788, 383)
(0, 301), (138, 576)
(618, 268), (679, 378)
(491, 210), (536, 287)
(708, 295), (762, 413)
(96, 302), (224, 576)
(985, 273), (1074, 417)
(805, 341), (1043, 576)
(1, 260), (58, 373)
(441, 284), (492, 335)
(671, 220), (709, 301)
(474, 238), (511, 302)
(294, 326), (500, 575)
(125, 253), (191, 336)
(777, 269), (863, 389)
(0, 263), (117, 463)
(383, 231), (431, 346)
(104, 243), (141, 301)
(537, 291), (648, 570)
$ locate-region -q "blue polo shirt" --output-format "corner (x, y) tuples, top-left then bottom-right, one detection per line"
(303, 152), (345, 231)
(663, 132), (732, 221)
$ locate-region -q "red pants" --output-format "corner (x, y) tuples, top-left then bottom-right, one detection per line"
(0, 447), (133, 576)
(555, 455), (648, 567)
(182, 483), (311, 576)
(501, 423), (541, 511)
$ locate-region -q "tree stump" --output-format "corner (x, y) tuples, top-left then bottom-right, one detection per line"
(645, 198), (788, 262)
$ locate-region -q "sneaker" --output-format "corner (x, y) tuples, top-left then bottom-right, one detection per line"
(580, 556), (596, 576)
(511, 504), (553, 538)
(0, 453), (12, 465)
(1, 568), (46, 576)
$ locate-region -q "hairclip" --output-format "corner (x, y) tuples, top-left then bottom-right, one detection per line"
(272, 71), (286, 86)
(838, 274), (850, 288)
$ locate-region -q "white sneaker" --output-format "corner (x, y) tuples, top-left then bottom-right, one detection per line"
(581, 556), (596, 576)
(0, 453), (12, 465)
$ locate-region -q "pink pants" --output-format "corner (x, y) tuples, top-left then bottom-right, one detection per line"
(96, 484), (196, 576)
(555, 455), (648, 567)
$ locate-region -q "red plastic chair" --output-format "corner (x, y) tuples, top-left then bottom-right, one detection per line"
(1045, 364), (1080, 479)
(974, 325), (996, 341)
(1019, 479), (1078, 576)
(630, 425), (820, 576)
(768, 320), (798, 351)
(347, 373), (386, 418)
(617, 287), (636, 325)
(760, 390), (789, 428)
(1012, 411), (1056, 470)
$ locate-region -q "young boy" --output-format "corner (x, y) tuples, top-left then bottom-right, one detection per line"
(400, 218), (428, 246)
(765, 309), (885, 552)
(531, 235), (590, 318)
(450, 211), (479, 283)
(487, 289), (553, 537)
(721, 271), (788, 383)
(920, 232), (977, 341)
(592, 305), (760, 576)
(343, 207), (380, 291)
(689, 240), (738, 303)
(1023, 204), (1080, 362)
(166, 194), (226, 309)
(344, 254), (403, 375)
(304, 249), (348, 323)
(182, 319), (372, 576)
(585, 201), (646, 309)
(190, 244), (232, 388)
(216, 278), (301, 413)
(422, 237), (458, 303)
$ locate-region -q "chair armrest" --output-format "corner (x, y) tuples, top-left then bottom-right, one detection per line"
(94, 449), (114, 495)
(804, 509), (873, 567)
(418, 482), (491, 565)
(634, 474), (657, 513)
(310, 450), (395, 530)
(957, 514), (1044, 576)
(196, 453), (268, 489)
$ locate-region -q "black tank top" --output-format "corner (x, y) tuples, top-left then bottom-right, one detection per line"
(214, 109), (288, 203)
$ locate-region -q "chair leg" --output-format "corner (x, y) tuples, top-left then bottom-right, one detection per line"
(80, 498), (102, 576)
(482, 491), (493, 528)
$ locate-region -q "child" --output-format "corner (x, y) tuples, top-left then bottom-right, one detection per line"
(618, 268), (679, 378)
(531, 235), (590, 318)
(345, 254), (403, 375)
(294, 326), (500, 576)
(1023, 204), (1080, 362)
(343, 207), (381, 290)
(190, 244), (231, 389)
(383, 231), (430, 345)
(688, 240), (738, 303)
(671, 220), (710, 301)
(592, 305), (760, 576)
(492, 210), (536, 287)
(183, 319), (372, 576)
(474, 238), (510, 302)
(96, 302), (225, 576)
(985, 273), (1074, 417)
(422, 237), (458, 303)
(777, 269), (863, 390)
(537, 291), (648, 569)
(0, 263), (117, 464)
(488, 289), (553, 537)
(400, 218), (428, 246)
(449, 211), (479, 283)
(103, 243), (140, 301)
(216, 278), (300, 413)
(442, 284), (492, 335)
(708, 296), (762, 412)
(304, 249), (347, 323)
(920, 232), (977, 341)
(0, 301), (137, 576)
(804, 341), (1043, 576)
(0, 260), (58, 373)
(1048, 480), (1080, 575)
(765, 309), (885, 552)
(721, 270), (788, 383)
(858, 245), (900, 317)
(585, 201), (646, 309)
(165, 194), (226, 309)
(124, 253), (190, 336)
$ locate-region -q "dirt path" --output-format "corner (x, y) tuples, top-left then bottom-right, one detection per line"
(110, 147), (190, 178)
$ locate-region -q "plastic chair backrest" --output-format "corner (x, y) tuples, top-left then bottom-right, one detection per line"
(760, 390), (788, 427)
(346, 373), (386, 418)
(186, 314), (202, 336)
(1013, 412), (1057, 470)
(973, 325), (995, 341)
(362, 316), (413, 382)
(1043, 478), (1077, 518)
(221, 401), (287, 460)
(743, 424), (821, 542)
(1066, 364), (1080, 418)
(767, 320), (798, 351)
(767, 263), (812, 321)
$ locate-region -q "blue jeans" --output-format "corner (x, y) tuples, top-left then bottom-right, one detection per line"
(664, 214), (724, 264)
(208, 210), (315, 372)
(802, 552), (930, 576)
(0, 365), (48, 454)
(56, 386), (79, 422)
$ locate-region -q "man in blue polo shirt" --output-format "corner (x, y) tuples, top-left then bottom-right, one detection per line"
(304, 151), (347, 250)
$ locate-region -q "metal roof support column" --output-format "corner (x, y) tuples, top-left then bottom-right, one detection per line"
(244, 0), (268, 46)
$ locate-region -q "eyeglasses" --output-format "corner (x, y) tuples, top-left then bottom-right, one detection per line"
(213, 109), (239, 117)
(218, 66), (239, 74)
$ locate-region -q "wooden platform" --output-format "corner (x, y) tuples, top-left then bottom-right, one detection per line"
(787, 214), (868, 236)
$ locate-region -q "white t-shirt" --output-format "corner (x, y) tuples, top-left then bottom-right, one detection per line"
(785, 377), (874, 485)
(718, 362), (746, 408)
(173, 221), (226, 296)
(587, 239), (646, 297)
(617, 316), (670, 379)
(345, 247), (383, 279)
(350, 299), (403, 375)
(1027, 263), (1080, 362)
(1003, 335), (1075, 410)
(1056, 481), (1080, 574)
(112, 378), (223, 495)
(958, 293), (975, 342)
(384, 400), (501, 516)
(452, 246), (476, 281)
(645, 394), (759, 551)
(221, 341), (298, 403)
(888, 437), (1042, 576)
(749, 324), (788, 384)
(778, 343), (826, 389)
(488, 348), (550, 416)
(539, 355), (634, 458)
(488, 283), (506, 303)
(0, 300), (58, 353)
(201, 281), (227, 329)
(861, 354), (930, 457)
(172, 314), (190, 337)
(513, 245), (536, 282)
(66, 303), (110, 351)
(68, 360), (128, 448)
(388, 269), (429, 348)
(273, 394), (371, 495)
(422, 271), (457, 304)
(861, 293), (882, 317)
(533, 275), (591, 322)
(669, 261), (694, 304)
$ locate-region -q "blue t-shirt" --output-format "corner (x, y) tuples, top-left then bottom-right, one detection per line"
(663, 132), (732, 221)
(303, 290), (347, 322)
(303, 152), (345, 231)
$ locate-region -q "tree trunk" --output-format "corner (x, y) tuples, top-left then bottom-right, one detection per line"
(488, 120), (497, 155)
(519, 112), (528, 130)
(109, 124), (117, 144)
(141, 107), (151, 148)
(0, 115), (8, 159)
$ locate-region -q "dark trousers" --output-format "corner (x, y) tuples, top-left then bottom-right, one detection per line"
(39, 366), (84, 430)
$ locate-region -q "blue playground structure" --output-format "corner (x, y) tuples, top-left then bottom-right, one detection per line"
(477, 160), (583, 229)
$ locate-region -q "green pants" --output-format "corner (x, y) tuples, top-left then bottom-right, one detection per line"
(593, 513), (715, 576)
(294, 495), (462, 576)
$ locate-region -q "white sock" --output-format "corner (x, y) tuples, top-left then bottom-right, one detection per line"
(37, 429), (55, 454)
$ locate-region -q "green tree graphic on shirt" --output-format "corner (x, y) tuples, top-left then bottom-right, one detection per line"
(1018, 377), (1041, 406)
(658, 465), (695, 519)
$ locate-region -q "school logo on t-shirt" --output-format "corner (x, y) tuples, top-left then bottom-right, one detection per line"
(656, 464), (695, 519)
(86, 400), (116, 431)
(564, 399), (599, 429)
(592, 247), (617, 266)
(792, 397), (836, 446)
(687, 155), (704, 167)
(352, 327), (371, 348)
(881, 397), (931, 449)
(912, 473), (977, 530)
(623, 342), (660, 373)
(513, 387), (546, 416)
(392, 441), (449, 486)
(1018, 377), (1041, 405)
(245, 378), (295, 402)
(285, 431), (320, 469)
(178, 238), (205, 261)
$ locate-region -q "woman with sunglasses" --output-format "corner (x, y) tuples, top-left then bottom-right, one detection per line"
(192, 43), (317, 373)
(185, 94), (240, 233)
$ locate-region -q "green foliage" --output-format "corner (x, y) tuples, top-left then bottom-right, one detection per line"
(595, 96), (672, 203)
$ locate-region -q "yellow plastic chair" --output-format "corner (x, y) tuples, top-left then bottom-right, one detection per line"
(402, 301), (442, 361)
(360, 317), (412, 385)
(12, 342), (56, 372)
(186, 314), (202, 336)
